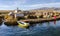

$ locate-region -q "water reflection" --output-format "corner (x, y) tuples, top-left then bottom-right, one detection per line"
(28, 21), (57, 29)
(0, 20), (60, 36)
(54, 20), (56, 25)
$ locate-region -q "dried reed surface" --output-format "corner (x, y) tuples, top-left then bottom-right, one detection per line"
(4, 15), (18, 26)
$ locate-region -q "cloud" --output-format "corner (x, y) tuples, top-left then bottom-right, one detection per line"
(21, 2), (60, 10)
(0, 0), (60, 10)
(0, 0), (27, 10)
(25, 2), (60, 7)
(14, 0), (27, 5)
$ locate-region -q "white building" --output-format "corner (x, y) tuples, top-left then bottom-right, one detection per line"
(14, 8), (24, 19)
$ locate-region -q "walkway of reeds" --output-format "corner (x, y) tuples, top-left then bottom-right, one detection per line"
(19, 16), (60, 24)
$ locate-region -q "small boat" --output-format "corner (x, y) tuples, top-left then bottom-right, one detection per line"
(17, 21), (29, 28)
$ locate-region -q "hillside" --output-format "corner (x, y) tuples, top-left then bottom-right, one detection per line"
(28, 7), (60, 12)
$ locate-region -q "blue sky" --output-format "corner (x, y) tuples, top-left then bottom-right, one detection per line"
(0, 0), (60, 10)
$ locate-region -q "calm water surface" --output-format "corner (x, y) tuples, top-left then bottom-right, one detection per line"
(0, 20), (60, 36)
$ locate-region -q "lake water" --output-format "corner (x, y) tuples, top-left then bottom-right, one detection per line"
(0, 20), (60, 36)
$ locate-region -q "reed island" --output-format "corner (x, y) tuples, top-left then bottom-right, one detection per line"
(0, 8), (60, 25)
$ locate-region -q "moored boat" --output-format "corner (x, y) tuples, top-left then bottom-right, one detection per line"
(17, 21), (30, 28)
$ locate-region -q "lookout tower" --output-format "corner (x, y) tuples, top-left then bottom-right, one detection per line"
(14, 8), (19, 13)
(14, 8), (22, 19)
